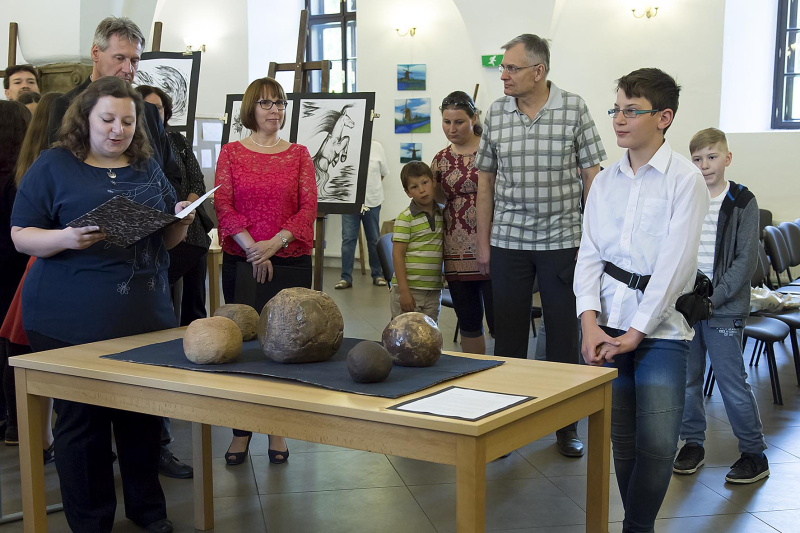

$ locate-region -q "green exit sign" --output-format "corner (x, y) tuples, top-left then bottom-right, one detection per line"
(482, 54), (502, 68)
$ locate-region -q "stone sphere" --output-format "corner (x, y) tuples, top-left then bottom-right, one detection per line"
(213, 304), (259, 341)
(382, 312), (442, 367)
(183, 316), (242, 364)
(347, 341), (393, 383)
(259, 287), (344, 363)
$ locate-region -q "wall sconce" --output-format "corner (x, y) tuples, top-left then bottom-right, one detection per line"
(396, 28), (416, 37)
(632, 6), (659, 19)
(183, 44), (206, 55)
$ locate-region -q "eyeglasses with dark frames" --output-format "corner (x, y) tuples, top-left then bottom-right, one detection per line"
(257, 99), (288, 111)
(498, 63), (541, 75)
(608, 108), (661, 118)
(440, 98), (476, 112)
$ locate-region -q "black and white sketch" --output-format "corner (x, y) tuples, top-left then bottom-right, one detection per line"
(221, 92), (375, 215)
(134, 51), (201, 144)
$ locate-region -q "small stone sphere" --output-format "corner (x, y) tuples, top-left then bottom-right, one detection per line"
(381, 312), (442, 367)
(259, 287), (345, 363)
(347, 341), (393, 383)
(213, 304), (259, 341)
(183, 316), (242, 364)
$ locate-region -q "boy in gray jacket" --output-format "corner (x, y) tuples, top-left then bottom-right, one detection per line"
(674, 128), (768, 484)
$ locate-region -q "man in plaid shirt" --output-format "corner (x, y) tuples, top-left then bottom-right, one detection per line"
(476, 34), (606, 457)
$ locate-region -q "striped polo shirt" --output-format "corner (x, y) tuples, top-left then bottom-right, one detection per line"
(391, 201), (444, 290)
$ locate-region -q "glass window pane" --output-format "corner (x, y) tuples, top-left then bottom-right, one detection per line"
(788, 0), (800, 29)
(309, 0), (342, 15)
(309, 22), (342, 61)
(786, 75), (800, 120)
(787, 31), (800, 73)
(347, 59), (357, 92)
(346, 20), (356, 59)
(347, 0), (356, 12)
(329, 60), (344, 93)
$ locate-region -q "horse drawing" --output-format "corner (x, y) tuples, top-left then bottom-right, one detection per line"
(311, 103), (356, 198)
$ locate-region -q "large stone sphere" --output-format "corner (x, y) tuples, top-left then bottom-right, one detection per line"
(259, 287), (344, 363)
(213, 304), (259, 341)
(382, 312), (442, 367)
(183, 316), (242, 364)
(347, 341), (393, 383)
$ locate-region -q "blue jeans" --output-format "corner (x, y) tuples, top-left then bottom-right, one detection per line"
(341, 206), (382, 283)
(603, 327), (689, 533)
(680, 320), (766, 454)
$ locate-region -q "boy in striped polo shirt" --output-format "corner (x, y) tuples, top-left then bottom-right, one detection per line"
(390, 161), (445, 321)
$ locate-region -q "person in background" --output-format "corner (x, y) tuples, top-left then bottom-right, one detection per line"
(3, 64), (40, 101)
(0, 91), (62, 452)
(215, 76), (317, 467)
(336, 140), (389, 289)
(432, 91), (493, 354)
(17, 91), (41, 114)
(391, 161), (444, 322)
(11, 77), (194, 533)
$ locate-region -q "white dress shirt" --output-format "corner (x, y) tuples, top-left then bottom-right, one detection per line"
(574, 140), (710, 340)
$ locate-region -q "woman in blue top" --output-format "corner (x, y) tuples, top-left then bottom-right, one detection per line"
(10, 76), (194, 533)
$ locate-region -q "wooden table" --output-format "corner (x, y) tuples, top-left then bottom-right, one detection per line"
(11, 329), (616, 533)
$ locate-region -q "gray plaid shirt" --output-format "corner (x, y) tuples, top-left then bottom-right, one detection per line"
(475, 82), (606, 251)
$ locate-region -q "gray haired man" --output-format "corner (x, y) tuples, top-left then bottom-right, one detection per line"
(476, 34), (606, 457)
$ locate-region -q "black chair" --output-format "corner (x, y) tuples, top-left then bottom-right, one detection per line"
(763, 226), (800, 286)
(759, 209), (773, 239)
(779, 221), (800, 277)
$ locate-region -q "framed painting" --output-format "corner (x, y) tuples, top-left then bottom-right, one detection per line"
(133, 51), (201, 144)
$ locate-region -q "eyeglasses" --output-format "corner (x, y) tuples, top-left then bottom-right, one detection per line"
(608, 108), (661, 118)
(257, 99), (288, 111)
(498, 63), (541, 75)
(441, 98), (475, 112)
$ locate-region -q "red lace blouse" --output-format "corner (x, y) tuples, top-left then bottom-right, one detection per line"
(215, 142), (318, 258)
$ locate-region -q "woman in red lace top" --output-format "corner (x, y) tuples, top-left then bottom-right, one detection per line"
(214, 77), (317, 466)
(431, 91), (494, 355)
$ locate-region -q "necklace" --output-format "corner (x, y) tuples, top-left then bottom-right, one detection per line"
(250, 135), (281, 148)
(107, 168), (117, 185)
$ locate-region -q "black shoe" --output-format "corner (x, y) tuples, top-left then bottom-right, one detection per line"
(673, 443), (705, 475)
(556, 430), (584, 457)
(43, 443), (55, 465)
(142, 518), (173, 533)
(158, 447), (193, 479)
(725, 453), (769, 484)
(5, 426), (18, 446)
(268, 437), (290, 464)
(225, 434), (253, 466)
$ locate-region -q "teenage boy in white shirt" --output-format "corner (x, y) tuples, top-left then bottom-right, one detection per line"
(573, 68), (710, 533)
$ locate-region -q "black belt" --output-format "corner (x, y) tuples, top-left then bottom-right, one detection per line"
(604, 263), (651, 292)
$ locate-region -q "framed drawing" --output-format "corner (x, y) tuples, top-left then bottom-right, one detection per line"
(134, 51), (201, 144)
(221, 91), (375, 215)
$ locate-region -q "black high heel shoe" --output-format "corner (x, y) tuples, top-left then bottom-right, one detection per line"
(268, 437), (289, 465)
(225, 434), (253, 466)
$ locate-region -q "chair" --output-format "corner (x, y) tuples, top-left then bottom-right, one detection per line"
(763, 226), (800, 286)
(759, 209), (773, 239)
(778, 221), (800, 277)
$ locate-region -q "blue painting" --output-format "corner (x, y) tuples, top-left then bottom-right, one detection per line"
(395, 98), (431, 134)
(400, 143), (422, 163)
(397, 64), (426, 91)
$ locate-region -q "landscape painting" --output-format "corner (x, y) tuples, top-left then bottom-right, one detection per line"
(400, 143), (422, 163)
(397, 64), (426, 91)
(395, 98), (431, 134)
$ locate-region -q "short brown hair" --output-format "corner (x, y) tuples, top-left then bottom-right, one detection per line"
(689, 128), (729, 155)
(15, 91), (63, 186)
(240, 77), (288, 131)
(615, 68), (681, 134)
(135, 85), (173, 124)
(440, 90), (483, 137)
(56, 77), (152, 169)
(400, 161), (433, 190)
(3, 64), (40, 90)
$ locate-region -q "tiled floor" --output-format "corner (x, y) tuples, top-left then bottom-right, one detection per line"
(1, 267), (799, 532)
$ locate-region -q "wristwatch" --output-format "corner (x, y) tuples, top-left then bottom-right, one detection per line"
(276, 232), (289, 249)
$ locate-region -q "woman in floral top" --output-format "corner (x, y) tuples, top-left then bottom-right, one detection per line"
(431, 91), (494, 354)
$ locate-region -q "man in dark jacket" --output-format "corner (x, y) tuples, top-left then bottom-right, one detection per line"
(47, 17), (192, 488)
(674, 128), (768, 484)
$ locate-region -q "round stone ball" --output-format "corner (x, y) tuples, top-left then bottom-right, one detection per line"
(183, 316), (242, 364)
(381, 312), (442, 367)
(347, 341), (393, 383)
(259, 287), (345, 364)
(213, 304), (259, 341)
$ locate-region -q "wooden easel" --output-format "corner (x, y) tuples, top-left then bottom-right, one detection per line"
(267, 10), (331, 292)
(0, 22), (19, 79)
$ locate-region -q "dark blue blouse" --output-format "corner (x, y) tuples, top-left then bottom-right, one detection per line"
(11, 148), (178, 344)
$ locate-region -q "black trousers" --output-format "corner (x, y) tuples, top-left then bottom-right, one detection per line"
(490, 246), (580, 432)
(1, 339), (30, 428)
(26, 331), (167, 533)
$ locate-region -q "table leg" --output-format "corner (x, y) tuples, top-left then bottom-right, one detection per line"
(15, 368), (47, 532)
(456, 436), (486, 533)
(207, 251), (221, 316)
(586, 382), (612, 533)
(192, 423), (214, 530)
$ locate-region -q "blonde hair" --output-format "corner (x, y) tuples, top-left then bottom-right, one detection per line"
(690, 128), (729, 155)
